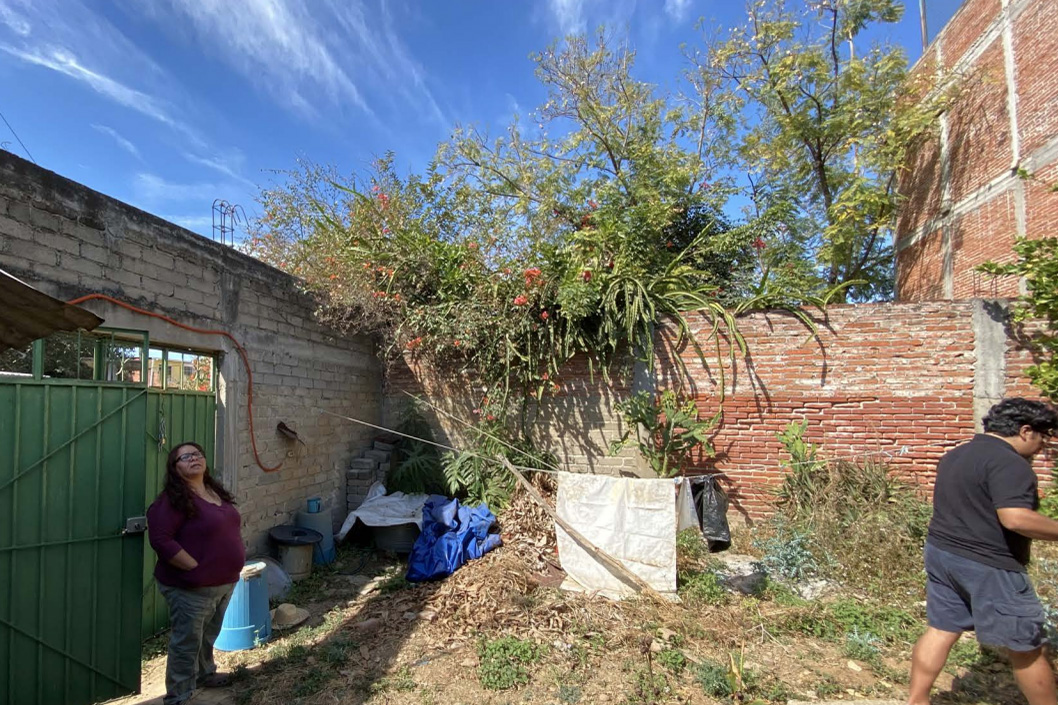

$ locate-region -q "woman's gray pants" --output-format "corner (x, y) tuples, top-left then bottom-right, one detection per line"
(158, 583), (235, 705)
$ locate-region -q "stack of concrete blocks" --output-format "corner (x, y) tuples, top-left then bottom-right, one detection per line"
(346, 439), (395, 512)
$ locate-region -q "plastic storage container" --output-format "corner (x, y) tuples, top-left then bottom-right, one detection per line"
(269, 525), (323, 580)
(296, 507), (336, 564)
(215, 562), (271, 652)
(372, 523), (421, 554)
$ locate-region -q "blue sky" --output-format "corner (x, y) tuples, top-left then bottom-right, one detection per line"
(0, 0), (962, 240)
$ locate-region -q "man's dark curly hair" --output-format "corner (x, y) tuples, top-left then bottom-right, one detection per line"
(983, 398), (1058, 438)
(162, 441), (235, 518)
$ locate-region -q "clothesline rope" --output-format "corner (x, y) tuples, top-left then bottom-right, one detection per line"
(320, 409), (915, 480)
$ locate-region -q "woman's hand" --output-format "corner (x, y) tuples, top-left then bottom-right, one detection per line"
(168, 549), (200, 571)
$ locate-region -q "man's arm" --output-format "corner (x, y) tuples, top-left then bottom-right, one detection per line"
(996, 507), (1058, 540)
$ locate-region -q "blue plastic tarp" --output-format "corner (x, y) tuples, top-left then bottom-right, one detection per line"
(406, 496), (502, 582)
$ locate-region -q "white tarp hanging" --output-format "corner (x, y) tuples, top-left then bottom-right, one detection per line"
(556, 473), (677, 599)
(336, 482), (428, 541)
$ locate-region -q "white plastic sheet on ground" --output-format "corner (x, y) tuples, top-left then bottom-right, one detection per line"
(556, 473), (677, 599)
(336, 482), (428, 541)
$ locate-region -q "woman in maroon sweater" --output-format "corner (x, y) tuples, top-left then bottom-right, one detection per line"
(147, 442), (245, 705)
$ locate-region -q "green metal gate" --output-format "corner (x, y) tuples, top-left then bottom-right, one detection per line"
(142, 389), (217, 639)
(0, 382), (148, 705)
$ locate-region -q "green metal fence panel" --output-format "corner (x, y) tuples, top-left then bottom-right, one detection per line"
(142, 391), (217, 639)
(0, 382), (147, 705)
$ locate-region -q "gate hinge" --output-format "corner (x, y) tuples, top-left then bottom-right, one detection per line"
(123, 516), (147, 535)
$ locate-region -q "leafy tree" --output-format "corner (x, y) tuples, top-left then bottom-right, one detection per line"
(979, 237), (1058, 404)
(695, 0), (954, 301)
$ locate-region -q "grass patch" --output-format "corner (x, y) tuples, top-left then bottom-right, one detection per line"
(292, 666), (330, 697)
(625, 667), (670, 704)
(371, 665), (416, 693)
(781, 598), (919, 644)
(477, 636), (544, 690)
(656, 648), (686, 674)
(678, 569), (727, 605)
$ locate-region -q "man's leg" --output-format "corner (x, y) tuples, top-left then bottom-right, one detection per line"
(907, 626), (961, 705)
(1009, 647), (1057, 705)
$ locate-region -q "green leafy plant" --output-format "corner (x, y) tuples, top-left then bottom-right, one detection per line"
(656, 649), (687, 675)
(442, 424), (555, 510)
(477, 636), (543, 690)
(783, 598), (918, 645)
(978, 237), (1058, 402)
(770, 420), (931, 596)
(753, 523), (820, 582)
(844, 627), (882, 663)
(678, 569), (728, 606)
(695, 659), (733, 699)
(610, 390), (719, 477)
(387, 401), (447, 495)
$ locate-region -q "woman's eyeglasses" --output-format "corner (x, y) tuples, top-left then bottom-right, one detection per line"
(176, 451), (205, 463)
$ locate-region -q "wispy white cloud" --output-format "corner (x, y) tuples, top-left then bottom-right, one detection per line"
(91, 123), (141, 159)
(0, 3), (30, 36)
(663, 0), (692, 23)
(162, 214), (214, 231)
(548, 0), (588, 36)
(0, 0), (210, 149)
(137, 0), (446, 128)
(1, 44), (188, 133)
(182, 152), (256, 189)
(133, 173), (226, 205)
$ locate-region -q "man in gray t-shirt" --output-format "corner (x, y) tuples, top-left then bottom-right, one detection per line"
(908, 398), (1057, 705)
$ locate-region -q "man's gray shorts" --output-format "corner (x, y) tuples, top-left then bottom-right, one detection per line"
(925, 543), (1045, 652)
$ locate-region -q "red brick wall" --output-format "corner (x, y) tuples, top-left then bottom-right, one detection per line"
(896, 227), (946, 300)
(658, 303), (978, 517)
(389, 300), (1052, 521)
(950, 190), (1020, 297)
(896, 0), (1058, 301)
(1013, 0), (1058, 157)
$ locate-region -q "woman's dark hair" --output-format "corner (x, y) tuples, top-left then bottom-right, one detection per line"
(983, 398), (1058, 437)
(163, 441), (235, 517)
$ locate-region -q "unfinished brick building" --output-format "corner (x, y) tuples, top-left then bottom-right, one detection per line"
(896, 0), (1058, 301)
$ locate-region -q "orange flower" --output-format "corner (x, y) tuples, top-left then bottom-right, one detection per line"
(513, 295), (528, 306)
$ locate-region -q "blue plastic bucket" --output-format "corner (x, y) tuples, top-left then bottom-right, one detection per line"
(306, 497), (322, 513)
(215, 562), (271, 651)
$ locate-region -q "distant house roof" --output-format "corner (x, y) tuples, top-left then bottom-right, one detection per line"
(0, 269), (103, 351)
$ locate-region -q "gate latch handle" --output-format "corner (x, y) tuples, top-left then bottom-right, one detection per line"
(123, 516), (147, 535)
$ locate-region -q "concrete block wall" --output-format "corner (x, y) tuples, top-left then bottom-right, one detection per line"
(0, 152), (383, 553)
(896, 0), (1058, 301)
(384, 352), (650, 477)
(346, 440), (392, 511)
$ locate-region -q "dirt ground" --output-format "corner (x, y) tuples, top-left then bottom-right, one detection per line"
(112, 493), (1038, 705)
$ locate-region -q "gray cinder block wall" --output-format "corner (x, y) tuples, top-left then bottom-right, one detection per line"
(0, 152), (383, 553)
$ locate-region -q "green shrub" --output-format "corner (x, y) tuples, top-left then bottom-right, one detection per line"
(477, 636), (543, 690)
(770, 421), (931, 596)
(678, 569), (727, 605)
(676, 528), (709, 563)
(754, 524), (820, 581)
(387, 401), (447, 495)
(695, 660), (733, 699)
(657, 649), (687, 674)
(844, 627), (881, 663)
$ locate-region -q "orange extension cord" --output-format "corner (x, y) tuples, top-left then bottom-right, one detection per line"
(66, 293), (282, 473)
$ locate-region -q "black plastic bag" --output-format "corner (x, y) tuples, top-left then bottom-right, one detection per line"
(691, 476), (731, 552)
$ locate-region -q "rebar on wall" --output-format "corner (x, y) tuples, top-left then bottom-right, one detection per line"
(212, 199), (246, 247)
